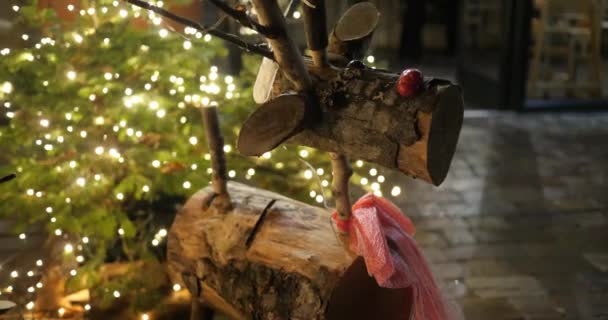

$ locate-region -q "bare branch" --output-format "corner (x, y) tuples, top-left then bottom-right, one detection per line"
(302, 0), (328, 67)
(200, 105), (230, 201)
(330, 153), (352, 221)
(251, 0), (312, 91)
(0, 173), (16, 184)
(283, 0), (300, 17)
(124, 0), (274, 59)
(206, 0), (274, 36)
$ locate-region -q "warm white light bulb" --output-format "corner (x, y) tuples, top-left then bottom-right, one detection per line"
(64, 244), (74, 253)
(303, 170), (313, 179)
(391, 186), (401, 197)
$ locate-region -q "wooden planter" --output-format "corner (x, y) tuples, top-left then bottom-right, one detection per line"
(167, 182), (412, 319)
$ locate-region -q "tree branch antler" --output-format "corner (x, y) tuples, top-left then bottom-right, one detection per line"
(206, 0), (275, 36)
(250, 0), (312, 92)
(124, 0), (274, 59)
(283, 0), (300, 17)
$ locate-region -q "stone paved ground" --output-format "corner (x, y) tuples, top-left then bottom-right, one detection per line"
(383, 111), (608, 320)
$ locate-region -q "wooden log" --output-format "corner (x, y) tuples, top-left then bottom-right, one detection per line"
(267, 64), (463, 186)
(327, 2), (380, 61)
(167, 182), (412, 320)
(237, 94), (309, 157)
(302, 0), (329, 67)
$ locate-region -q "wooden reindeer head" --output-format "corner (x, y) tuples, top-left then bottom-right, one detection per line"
(238, 1), (464, 186)
(125, 0), (463, 186)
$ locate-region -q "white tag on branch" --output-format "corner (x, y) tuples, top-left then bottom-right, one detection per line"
(0, 300), (16, 314)
(253, 57), (279, 104)
(65, 289), (90, 303)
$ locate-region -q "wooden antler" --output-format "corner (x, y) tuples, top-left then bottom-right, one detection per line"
(250, 0), (313, 92)
(327, 2), (380, 62)
(125, 0), (274, 59)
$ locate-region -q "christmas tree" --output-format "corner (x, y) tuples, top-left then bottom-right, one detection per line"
(0, 0), (388, 315)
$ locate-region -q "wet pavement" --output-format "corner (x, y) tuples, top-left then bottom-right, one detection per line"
(384, 111), (608, 320)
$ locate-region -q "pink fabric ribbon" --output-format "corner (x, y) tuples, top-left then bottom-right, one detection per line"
(333, 194), (450, 320)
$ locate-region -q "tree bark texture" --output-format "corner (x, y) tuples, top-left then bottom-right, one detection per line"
(201, 106), (228, 197)
(271, 64), (464, 186)
(167, 182), (411, 320)
(327, 2), (380, 61)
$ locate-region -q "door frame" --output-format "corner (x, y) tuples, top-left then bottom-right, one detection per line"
(456, 0), (532, 110)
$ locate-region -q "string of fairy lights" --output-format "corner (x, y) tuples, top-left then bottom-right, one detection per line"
(0, 0), (402, 318)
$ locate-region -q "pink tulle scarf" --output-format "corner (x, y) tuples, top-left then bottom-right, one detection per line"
(333, 194), (450, 320)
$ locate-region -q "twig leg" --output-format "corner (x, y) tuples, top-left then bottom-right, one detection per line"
(330, 152), (352, 222)
(200, 105), (231, 209)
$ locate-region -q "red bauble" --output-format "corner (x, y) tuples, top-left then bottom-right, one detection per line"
(397, 69), (424, 97)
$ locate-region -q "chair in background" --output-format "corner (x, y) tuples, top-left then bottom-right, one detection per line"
(528, 0), (603, 98)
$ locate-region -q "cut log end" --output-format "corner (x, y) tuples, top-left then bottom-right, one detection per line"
(328, 2), (380, 61)
(0, 301), (16, 315)
(427, 85), (464, 185)
(237, 94), (308, 157)
(334, 2), (380, 41)
(398, 84), (464, 185)
(167, 182), (413, 319)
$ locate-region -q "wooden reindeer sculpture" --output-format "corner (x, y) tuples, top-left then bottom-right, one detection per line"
(127, 0), (464, 319)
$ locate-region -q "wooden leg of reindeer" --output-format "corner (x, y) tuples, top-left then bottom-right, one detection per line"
(182, 273), (214, 320)
(200, 104), (231, 210)
(330, 152), (352, 223)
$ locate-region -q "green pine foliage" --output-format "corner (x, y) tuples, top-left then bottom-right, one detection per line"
(0, 0), (336, 311)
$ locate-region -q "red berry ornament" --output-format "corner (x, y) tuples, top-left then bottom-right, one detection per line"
(397, 68), (424, 97)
